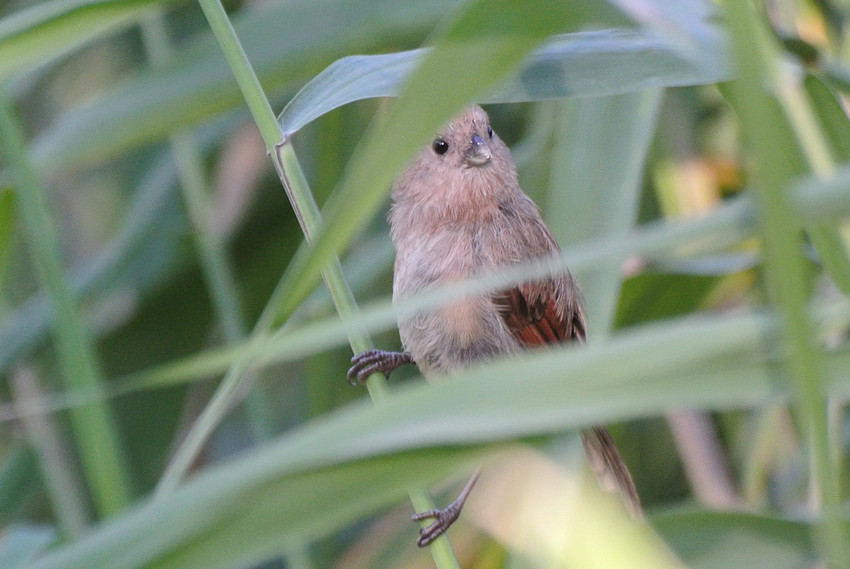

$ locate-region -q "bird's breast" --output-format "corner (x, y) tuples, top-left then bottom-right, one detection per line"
(392, 222), (519, 376)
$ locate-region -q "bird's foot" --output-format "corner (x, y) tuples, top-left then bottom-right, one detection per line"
(412, 503), (464, 547)
(347, 350), (413, 385)
(411, 469), (480, 547)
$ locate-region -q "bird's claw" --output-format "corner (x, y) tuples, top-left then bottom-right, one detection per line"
(347, 349), (412, 384)
(410, 469), (480, 547)
(412, 503), (463, 547)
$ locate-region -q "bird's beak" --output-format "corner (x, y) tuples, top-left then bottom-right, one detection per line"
(465, 133), (491, 166)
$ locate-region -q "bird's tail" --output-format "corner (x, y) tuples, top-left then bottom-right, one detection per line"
(581, 426), (643, 518)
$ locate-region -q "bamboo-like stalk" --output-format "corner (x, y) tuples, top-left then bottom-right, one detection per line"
(139, 9), (275, 441)
(721, 2), (847, 567)
(0, 86), (132, 516)
(158, 0), (459, 566)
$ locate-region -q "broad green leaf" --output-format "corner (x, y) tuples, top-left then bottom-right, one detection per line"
(0, 0), (169, 82)
(279, 28), (728, 137)
(546, 90), (662, 335)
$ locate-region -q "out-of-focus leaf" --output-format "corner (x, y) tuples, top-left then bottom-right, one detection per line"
(614, 272), (721, 329)
(17, 293), (850, 569)
(28, 0), (457, 170)
(0, 0), (170, 81)
(0, 523), (56, 567)
(653, 509), (821, 569)
(22, 442), (495, 569)
(804, 73), (850, 160)
(798, 73), (850, 294)
(279, 28), (729, 136)
(545, 90), (662, 336)
(720, 76), (850, 295)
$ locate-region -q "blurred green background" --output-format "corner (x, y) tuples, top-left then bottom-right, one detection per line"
(1, 0), (850, 568)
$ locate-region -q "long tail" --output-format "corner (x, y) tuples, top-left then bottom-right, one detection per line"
(581, 426), (642, 518)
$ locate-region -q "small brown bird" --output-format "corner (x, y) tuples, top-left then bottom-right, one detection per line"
(348, 105), (640, 547)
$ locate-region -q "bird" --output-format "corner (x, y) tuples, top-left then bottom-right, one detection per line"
(348, 105), (640, 547)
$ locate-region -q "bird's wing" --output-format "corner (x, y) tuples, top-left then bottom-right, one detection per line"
(493, 277), (643, 518)
(494, 281), (581, 345)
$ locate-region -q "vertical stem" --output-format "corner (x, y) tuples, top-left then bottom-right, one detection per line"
(721, 2), (845, 567)
(11, 366), (91, 536)
(166, 1), (458, 565)
(0, 87), (132, 516)
(139, 10), (275, 439)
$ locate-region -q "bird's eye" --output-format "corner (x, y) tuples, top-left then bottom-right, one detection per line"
(487, 125), (493, 138)
(432, 139), (449, 155)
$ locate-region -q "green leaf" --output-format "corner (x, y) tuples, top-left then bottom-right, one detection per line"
(23, 444), (494, 569)
(545, 90), (662, 335)
(654, 509), (821, 569)
(804, 73), (850, 161)
(614, 272), (721, 329)
(279, 28), (728, 136)
(0, 0), (170, 82)
(799, 73), (850, 294)
(19, 295), (850, 569)
(28, 0), (458, 170)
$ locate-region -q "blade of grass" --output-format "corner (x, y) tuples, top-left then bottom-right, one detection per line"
(720, 2), (846, 567)
(16, 296), (850, 569)
(10, 366), (90, 537)
(0, 192), (763, 417)
(0, 86), (132, 516)
(155, 0), (456, 564)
